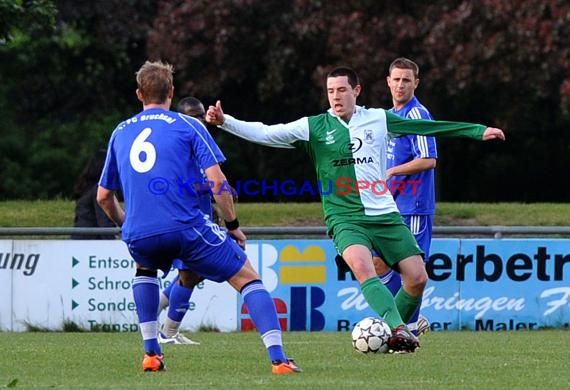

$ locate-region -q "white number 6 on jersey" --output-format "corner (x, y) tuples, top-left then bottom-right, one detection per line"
(130, 128), (156, 173)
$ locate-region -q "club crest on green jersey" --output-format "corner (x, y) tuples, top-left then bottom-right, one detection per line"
(364, 129), (374, 143)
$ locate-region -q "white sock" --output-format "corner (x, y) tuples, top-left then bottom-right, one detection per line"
(162, 317), (181, 337)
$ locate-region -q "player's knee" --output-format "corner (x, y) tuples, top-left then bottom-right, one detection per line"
(408, 269), (428, 291)
(347, 259), (377, 282)
(240, 260), (262, 279)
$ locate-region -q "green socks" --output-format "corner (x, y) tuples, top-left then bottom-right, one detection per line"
(360, 277), (403, 329)
(395, 287), (422, 323)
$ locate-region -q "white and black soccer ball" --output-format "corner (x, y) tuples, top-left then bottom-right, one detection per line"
(351, 317), (392, 354)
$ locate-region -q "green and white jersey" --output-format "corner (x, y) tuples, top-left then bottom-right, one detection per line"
(221, 106), (485, 228)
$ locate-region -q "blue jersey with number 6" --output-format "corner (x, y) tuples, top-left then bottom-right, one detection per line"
(99, 108), (225, 241)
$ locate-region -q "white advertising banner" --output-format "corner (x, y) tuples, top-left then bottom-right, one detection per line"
(2, 238), (569, 332)
(0, 240), (237, 332)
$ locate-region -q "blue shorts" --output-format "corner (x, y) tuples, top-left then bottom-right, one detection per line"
(126, 218), (247, 282)
(402, 214), (433, 260)
(172, 258), (189, 271)
(170, 192), (215, 271)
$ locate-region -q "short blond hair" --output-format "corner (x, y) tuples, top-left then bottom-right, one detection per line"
(135, 61), (174, 104)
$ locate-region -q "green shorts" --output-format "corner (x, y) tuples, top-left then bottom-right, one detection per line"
(330, 212), (423, 268)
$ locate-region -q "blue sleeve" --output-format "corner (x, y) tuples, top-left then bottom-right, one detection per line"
(407, 107), (437, 159)
(98, 131), (121, 190)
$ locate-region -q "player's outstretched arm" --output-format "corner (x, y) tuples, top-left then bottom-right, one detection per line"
(482, 127), (506, 141)
(206, 101), (306, 149)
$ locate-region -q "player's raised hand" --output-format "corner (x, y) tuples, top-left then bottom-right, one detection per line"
(206, 100), (225, 126)
(482, 127), (506, 141)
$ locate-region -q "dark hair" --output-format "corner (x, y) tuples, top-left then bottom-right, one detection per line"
(388, 57), (420, 79)
(327, 66), (360, 88)
(177, 96), (205, 118)
(72, 149), (107, 199)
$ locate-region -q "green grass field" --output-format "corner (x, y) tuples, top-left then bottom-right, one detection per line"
(2, 201), (569, 388)
(1, 330), (568, 389)
(2, 200), (570, 227)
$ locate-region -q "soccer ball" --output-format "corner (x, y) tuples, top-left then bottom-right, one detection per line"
(351, 317), (392, 354)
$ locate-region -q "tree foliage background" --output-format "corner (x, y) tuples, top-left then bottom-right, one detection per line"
(1, 0), (569, 202)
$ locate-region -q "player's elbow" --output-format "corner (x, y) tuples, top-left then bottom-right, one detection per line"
(96, 186), (111, 208)
(208, 174), (229, 193)
(207, 170), (226, 186)
(205, 164), (228, 191)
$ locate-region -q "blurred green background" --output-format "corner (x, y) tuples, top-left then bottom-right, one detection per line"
(1, 0), (569, 202)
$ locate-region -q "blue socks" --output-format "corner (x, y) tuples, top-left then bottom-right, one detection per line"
(167, 281), (192, 323)
(133, 276), (161, 355)
(241, 280), (286, 363)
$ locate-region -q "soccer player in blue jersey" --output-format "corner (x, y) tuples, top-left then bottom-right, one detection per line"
(206, 66), (505, 353)
(379, 57), (437, 335)
(157, 96), (240, 345)
(97, 61), (301, 374)
(157, 97), (210, 346)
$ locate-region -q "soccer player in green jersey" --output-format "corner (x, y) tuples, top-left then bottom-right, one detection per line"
(206, 66), (505, 352)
